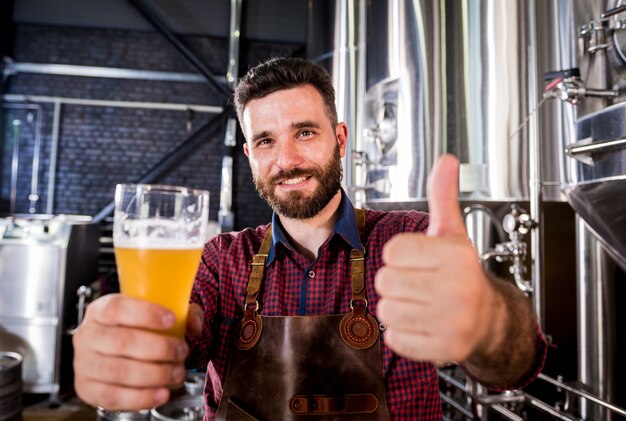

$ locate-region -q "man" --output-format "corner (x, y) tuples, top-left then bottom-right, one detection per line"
(73, 58), (546, 419)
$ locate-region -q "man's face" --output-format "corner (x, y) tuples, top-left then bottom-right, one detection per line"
(241, 84), (348, 219)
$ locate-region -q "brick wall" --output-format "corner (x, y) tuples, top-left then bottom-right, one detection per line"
(1, 24), (303, 228)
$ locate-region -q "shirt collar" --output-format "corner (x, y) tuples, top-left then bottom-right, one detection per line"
(266, 189), (363, 265)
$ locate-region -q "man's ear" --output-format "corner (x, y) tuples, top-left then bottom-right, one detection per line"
(336, 122), (349, 158)
(243, 141), (250, 158)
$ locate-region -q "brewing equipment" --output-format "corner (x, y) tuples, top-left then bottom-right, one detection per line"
(150, 396), (205, 421)
(0, 215), (99, 402)
(0, 352), (22, 421)
(311, 0), (626, 419)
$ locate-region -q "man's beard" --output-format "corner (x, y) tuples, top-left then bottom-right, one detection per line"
(253, 146), (343, 219)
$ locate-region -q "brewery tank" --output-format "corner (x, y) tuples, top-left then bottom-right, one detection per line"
(309, 0), (626, 419)
(309, 0), (575, 334)
(357, 0), (567, 204)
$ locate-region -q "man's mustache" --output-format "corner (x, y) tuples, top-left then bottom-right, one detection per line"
(269, 168), (321, 185)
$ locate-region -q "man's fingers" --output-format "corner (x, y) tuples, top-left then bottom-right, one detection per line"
(381, 232), (471, 269)
(377, 299), (440, 333)
(375, 266), (441, 300)
(383, 328), (452, 362)
(74, 378), (170, 411)
(74, 324), (188, 362)
(85, 294), (176, 331)
(426, 154), (467, 238)
(74, 354), (185, 388)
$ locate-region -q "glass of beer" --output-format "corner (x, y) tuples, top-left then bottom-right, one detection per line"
(113, 184), (209, 339)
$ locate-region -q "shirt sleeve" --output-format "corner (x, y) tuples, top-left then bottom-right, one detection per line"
(185, 234), (228, 370)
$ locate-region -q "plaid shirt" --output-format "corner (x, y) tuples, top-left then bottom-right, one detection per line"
(187, 191), (547, 420)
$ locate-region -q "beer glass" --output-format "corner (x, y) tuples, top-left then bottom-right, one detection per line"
(113, 184), (209, 339)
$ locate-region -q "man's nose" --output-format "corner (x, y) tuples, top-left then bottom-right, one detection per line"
(276, 140), (304, 169)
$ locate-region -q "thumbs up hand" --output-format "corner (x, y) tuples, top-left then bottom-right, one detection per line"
(375, 154), (505, 364)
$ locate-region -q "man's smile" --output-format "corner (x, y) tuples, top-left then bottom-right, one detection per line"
(278, 176), (311, 186)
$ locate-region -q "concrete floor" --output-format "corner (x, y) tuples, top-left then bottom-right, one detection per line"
(22, 395), (97, 421)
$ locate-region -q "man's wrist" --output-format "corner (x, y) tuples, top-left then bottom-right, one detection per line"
(462, 275), (537, 388)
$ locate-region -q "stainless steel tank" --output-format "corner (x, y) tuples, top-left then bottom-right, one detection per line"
(309, 0), (626, 419)
(559, 1), (626, 418)
(0, 216), (100, 401)
(563, 0), (626, 271)
(357, 0), (567, 203)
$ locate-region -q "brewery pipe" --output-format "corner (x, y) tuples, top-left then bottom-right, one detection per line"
(3, 94), (223, 216)
(218, 0), (243, 232)
(2, 103), (43, 214)
(527, 0), (544, 329)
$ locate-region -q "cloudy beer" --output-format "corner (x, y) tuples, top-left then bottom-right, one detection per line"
(114, 244), (203, 338)
(113, 184), (209, 339)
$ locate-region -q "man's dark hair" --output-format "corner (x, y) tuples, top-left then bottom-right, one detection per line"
(234, 57), (338, 128)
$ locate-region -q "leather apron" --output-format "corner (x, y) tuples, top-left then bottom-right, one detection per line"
(215, 209), (390, 420)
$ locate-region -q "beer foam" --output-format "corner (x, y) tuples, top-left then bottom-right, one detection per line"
(113, 240), (204, 250)
(113, 218), (206, 249)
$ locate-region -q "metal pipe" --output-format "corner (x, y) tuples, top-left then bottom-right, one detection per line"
(439, 370), (525, 420)
(490, 405), (524, 421)
(439, 392), (474, 419)
(46, 100), (62, 215)
(3, 94), (222, 114)
(218, 120), (236, 231)
(463, 204), (506, 243)
(537, 374), (626, 417)
(437, 370), (467, 392)
(126, 0), (232, 100)
(2, 103), (44, 214)
(527, 0), (544, 329)
(28, 106), (43, 213)
(352, 0), (367, 207)
(575, 216), (616, 421)
(523, 393), (580, 421)
(218, 0), (243, 232)
(3, 95), (222, 216)
(9, 119), (21, 213)
(3, 61), (212, 84)
(225, 0), (242, 88)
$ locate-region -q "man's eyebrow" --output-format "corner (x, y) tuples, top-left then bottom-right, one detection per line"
(252, 130), (272, 143)
(291, 120), (321, 129)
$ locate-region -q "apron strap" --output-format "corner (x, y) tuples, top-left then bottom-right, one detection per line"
(237, 207), (378, 350)
(350, 208), (367, 304)
(342, 208), (379, 349)
(245, 225), (273, 311)
(236, 226), (271, 351)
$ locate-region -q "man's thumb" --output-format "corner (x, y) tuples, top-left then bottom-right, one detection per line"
(426, 154), (466, 237)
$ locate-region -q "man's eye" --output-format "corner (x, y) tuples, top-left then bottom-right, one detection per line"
(299, 130), (313, 137)
(257, 139), (272, 146)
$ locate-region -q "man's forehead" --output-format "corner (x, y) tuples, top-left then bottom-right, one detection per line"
(242, 88), (329, 136)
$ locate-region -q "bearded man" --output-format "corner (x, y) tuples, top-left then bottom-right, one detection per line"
(73, 57), (547, 420)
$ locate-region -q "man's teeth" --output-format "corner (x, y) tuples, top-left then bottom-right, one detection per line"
(281, 176), (307, 185)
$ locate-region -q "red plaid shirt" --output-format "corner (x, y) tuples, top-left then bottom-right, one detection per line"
(187, 191), (547, 420)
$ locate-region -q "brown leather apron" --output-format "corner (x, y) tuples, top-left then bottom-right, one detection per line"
(215, 209), (390, 420)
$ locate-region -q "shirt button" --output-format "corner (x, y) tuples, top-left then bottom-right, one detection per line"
(308, 270), (316, 278)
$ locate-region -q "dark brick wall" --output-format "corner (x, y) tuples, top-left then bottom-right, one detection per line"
(1, 24), (303, 229)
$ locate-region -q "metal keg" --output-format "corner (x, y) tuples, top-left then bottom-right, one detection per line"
(151, 396), (205, 420)
(0, 352), (23, 421)
(96, 408), (151, 421)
